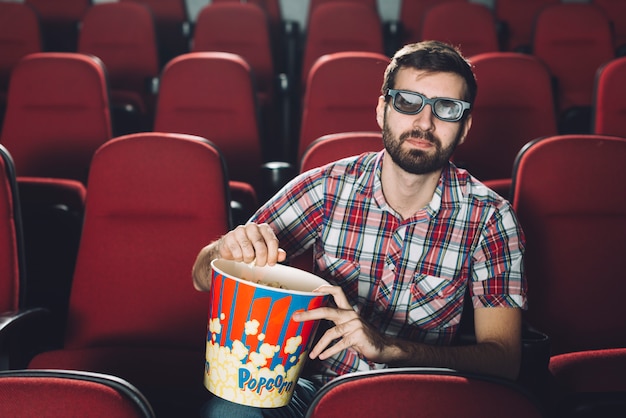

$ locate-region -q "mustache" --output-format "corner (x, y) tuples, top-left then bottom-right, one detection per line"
(399, 129), (436, 144)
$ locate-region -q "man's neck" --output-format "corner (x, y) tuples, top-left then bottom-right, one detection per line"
(380, 153), (442, 220)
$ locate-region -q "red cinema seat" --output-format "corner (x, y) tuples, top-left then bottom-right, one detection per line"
(120, 0), (191, 66)
(420, 2), (500, 58)
(301, 2), (384, 90)
(0, 369), (155, 418)
(0, 52), (109, 351)
(453, 52), (557, 199)
(0, 2), (42, 131)
(300, 131), (383, 174)
(1, 52), (112, 183)
(531, 3), (615, 134)
(212, 0), (293, 76)
(593, 56), (626, 137)
(192, 2), (281, 149)
(27, 132), (232, 417)
(396, 0), (464, 45)
(495, 0), (558, 52)
(298, 51), (389, 161)
(78, 2), (160, 135)
(511, 134), (626, 356)
(305, 368), (546, 418)
(550, 348), (626, 418)
(154, 52), (265, 191)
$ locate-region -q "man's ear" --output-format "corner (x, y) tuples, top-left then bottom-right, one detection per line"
(376, 95), (386, 128)
(458, 114), (472, 145)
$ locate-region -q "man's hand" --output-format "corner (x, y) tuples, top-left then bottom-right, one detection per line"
(192, 223), (286, 292)
(292, 285), (391, 362)
(218, 223), (286, 266)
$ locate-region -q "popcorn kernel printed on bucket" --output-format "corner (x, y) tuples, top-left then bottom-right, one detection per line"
(245, 319), (260, 336)
(209, 317), (222, 335)
(284, 335), (302, 355)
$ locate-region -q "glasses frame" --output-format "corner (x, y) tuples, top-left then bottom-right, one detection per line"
(386, 89), (471, 122)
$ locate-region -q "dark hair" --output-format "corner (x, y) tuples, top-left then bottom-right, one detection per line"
(382, 40), (478, 106)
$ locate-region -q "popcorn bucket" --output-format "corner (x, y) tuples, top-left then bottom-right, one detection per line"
(205, 259), (329, 408)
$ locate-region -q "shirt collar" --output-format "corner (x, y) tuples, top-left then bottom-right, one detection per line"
(367, 151), (460, 219)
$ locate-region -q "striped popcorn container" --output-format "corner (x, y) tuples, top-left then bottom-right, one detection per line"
(205, 259), (329, 408)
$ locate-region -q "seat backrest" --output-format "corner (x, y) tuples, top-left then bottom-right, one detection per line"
(593, 0), (626, 54)
(511, 134), (626, 355)
(298, 51), (389, 160)
(193, 2), (275, 105)
(300, 131), (383, 173)
(495, 0), (559, 52)
(78, 2), (159, 115)
(453, 52), (558, 184)
(301, 2), (384, 88)
(420, 2), (500, 58)
(0, 369), (155, 418)
(593, 56), (626, 136)
(305, 367), (546, 418)
(211, 0), (286, 72)
(0, 2), (42, 95)
(119, 0), (190, 67)
(154, 52), (264, 190)
(63, 132), (231, 350)
(532, 3), (614, 114)
(0, 145), (23, 313)
(0, 52), (112, 184)
(213, 0), (282, 23)
(398, 0), (465, 45)
(306, 0), (378, 24)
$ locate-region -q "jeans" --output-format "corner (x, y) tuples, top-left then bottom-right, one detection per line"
(200, 378), (321, 418)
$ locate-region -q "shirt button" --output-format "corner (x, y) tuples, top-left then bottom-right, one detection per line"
(388, 263), (395, 271)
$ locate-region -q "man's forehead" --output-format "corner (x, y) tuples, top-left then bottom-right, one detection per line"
(395, 68), (466, 98)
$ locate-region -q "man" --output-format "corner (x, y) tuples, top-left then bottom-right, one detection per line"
(193, 40), (527, 417)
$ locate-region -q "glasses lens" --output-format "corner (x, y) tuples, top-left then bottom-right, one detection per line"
(433, 99), (463, 121)
(393, 91), (423, 114)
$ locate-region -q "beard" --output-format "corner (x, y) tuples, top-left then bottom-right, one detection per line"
(382, 113), (464, 175)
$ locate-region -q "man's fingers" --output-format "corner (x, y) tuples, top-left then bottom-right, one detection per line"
(309, 320), (360, 360)
(257, 223), (281, 265)
(218, 224), (284, 266)
(312, 285), (353, 311)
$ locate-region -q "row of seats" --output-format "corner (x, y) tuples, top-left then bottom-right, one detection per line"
(3, 48), (626, 211)
(3, 1), (626, 141)
(1, 131), (625, 417)
(391, 0), (626, 54)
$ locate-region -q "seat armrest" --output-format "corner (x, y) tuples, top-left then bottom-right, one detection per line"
(0, 307), (50, 370)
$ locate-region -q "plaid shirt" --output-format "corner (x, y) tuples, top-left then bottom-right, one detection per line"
(252, 151), (527, 383)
